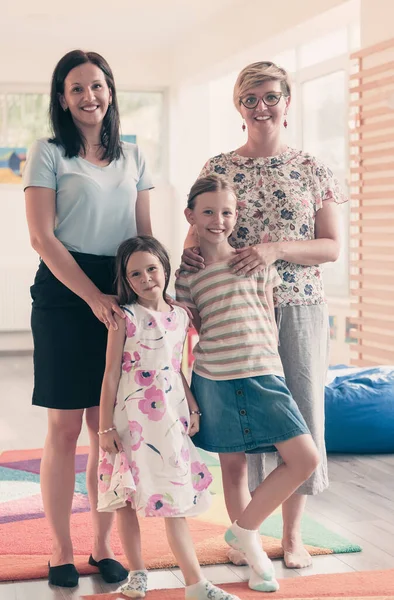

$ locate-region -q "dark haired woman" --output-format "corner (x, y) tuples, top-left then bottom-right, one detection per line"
(23, 50), (153, 587)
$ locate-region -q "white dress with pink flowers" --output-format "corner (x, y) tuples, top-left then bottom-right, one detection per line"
(97, 303), (212, 517)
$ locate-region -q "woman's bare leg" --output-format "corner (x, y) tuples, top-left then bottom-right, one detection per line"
(40, 408), (83, 566)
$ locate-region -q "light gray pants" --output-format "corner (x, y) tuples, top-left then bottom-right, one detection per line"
(247, 304), (329, 495)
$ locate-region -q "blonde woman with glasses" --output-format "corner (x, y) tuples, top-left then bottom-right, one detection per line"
(180, 61), (347, 570)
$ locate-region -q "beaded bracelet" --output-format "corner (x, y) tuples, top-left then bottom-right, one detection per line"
(97, 426), (116, 436)
(190, 410), (202, 417)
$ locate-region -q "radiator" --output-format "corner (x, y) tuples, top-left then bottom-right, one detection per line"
(0, 264), (36, 331)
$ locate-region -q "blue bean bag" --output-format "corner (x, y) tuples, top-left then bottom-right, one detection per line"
(325, 366), (394, 453)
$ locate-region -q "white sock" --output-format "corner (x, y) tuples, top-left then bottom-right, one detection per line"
(185, 578), (241, 600)
(225, 521), (275, 580)
(249, 568), (279, 593)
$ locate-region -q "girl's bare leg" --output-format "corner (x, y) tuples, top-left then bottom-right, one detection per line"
(85, 407), (116, 561)
(165, 518), (241, 600)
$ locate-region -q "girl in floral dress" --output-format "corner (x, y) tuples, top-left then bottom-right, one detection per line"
(97, 235), (241, 600)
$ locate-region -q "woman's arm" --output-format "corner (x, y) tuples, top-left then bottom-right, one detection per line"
(276, 202), (341, 265)
(184, 225), (199, 249)
(135, 189), (152, 236)
(230, 202), (341, 275)
(98, 315), (126, 453)
(25, 187), (124, 328)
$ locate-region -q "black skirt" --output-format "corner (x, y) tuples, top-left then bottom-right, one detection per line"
(30, 252), (116, 410)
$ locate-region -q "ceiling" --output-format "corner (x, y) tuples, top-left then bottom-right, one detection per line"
(3, 0), (241, 52)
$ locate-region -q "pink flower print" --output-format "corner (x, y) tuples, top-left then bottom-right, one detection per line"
(169, 451), (181, 468)
(191, 461), (213, 492)
(143, 316), (157, 330)
(122, 351), (141, 372)
(171, 342), (183, 372)
(181, 444), (190, 463)
(126, 317), (136, 338)
(138, 386), (166, 421)
(98, 457), (114, 493)
(118, 451), (129, 474)
(161, 311), (178, 331)
(135, 370), (156, 387)
(122, 352), (133, 373)
(131, 460), (140, 485)
(145, 493), (175, 517)
(179, 416), (189, 432)
(129, 420), (144, 450)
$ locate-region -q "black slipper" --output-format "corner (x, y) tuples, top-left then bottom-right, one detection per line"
(48, 561), (79, 587)
(88, 554), (128, 583)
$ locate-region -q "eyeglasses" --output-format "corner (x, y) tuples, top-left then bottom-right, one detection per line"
(240, 92), (285, 109)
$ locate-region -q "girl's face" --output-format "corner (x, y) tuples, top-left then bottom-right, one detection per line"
(185, 190), (238, 245)
(126, 251), (166, 303)
(59, 62), (112, 132)
(239, 79), (290, 137)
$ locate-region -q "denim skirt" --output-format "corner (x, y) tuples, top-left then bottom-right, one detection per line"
(190, 372), (310, 454)
(30, 251), (116, 410)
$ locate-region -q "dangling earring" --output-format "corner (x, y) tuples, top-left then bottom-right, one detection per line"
(284, 118), (288, 129)
(242, 120), (246, 132)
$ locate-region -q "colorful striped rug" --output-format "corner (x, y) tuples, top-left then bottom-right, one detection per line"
(0, 446), (361, 582)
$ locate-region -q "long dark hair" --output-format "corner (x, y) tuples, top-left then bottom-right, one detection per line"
(116, 236), (171, 305)
(49, 49), (123, 161)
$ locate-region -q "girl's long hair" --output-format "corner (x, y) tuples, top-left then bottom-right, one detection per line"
(116, 236), (171, 305)
(49, 49), (123, 162)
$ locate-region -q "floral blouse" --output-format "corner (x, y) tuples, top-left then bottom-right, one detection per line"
(200, 148), (347, 306)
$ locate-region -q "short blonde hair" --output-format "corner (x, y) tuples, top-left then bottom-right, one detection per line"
(233, 61), (291, 113)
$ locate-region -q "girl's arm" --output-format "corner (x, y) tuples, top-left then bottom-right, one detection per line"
(266, 283), (278, 344)
(98, 314), (126, 453)
(25, 187), (124, 328)
(135, 189), (152, 236)
(189, 308), (201, 334)
(180, 370), (200, 437)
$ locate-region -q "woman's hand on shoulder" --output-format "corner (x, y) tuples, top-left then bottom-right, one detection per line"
(176, 247), (205, 278)
(88, 293), (125, 330)
(165, 296), (193, 320)
(99, 429), (123, 454)
(229, 243), (279, 276)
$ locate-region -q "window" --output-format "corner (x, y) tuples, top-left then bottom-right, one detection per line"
(0, 91), (165, 179)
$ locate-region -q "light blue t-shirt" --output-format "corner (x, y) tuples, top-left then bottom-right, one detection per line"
(23, 138), (153, 256)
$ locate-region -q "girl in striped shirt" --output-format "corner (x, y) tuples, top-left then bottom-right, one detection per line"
(175, 176), (320, 593)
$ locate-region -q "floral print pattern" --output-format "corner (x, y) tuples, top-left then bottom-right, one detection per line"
(97, 304), (212, 516)
(200, 148), (347, 306)
(138, 385), (167, 421)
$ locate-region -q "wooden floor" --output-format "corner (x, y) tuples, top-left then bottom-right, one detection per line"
(1, 354), (394, 599)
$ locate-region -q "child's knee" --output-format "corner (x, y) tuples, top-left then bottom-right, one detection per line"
(301, 444), (320, 480)
(220, 454), (247, 485)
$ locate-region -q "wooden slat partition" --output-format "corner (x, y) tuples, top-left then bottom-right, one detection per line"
(350, 37), (394, 365)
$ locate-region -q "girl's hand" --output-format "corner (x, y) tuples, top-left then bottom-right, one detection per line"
(88, 293), (125, 329)
(176, 247), (205, 278)
(99, 429), (123, 454)
(188, 413), (200, 436)
(229, 243), (278, 276)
